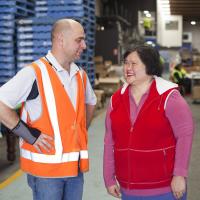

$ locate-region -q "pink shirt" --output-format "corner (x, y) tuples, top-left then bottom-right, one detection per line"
(103, 88), (194, 196)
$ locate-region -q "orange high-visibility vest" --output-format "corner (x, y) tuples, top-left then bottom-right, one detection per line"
(20, 57), (89, 177)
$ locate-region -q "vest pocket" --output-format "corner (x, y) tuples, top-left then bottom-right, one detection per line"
(129, 147), (175, 183)
(114, 147), (175, 184)
(114, 149), (129, 181)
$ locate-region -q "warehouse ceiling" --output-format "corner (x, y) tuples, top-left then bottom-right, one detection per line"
(170, 0), (200, 21)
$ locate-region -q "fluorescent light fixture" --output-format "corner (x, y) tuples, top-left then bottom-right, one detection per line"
(146, 13), (151, 18)
(191, 21), (196, 25)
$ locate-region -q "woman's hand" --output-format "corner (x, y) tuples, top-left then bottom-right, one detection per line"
(107, 184), (121, 198)
(171, 176), (186, 199)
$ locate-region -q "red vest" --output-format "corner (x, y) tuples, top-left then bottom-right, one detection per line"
(110, 79), (177, 189)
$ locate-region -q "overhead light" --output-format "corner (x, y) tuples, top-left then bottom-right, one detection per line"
(143, 10), (149, 14)
(191, 21), (196, 25)
(146, 41), (156, 47)
(100, 26), (104, 30)
(146, 13), (151, 18)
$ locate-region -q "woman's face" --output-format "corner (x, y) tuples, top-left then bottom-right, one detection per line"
(123, 51), (149, 85)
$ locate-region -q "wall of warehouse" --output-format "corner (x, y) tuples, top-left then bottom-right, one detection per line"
(183, 22), (200, 52)
(157, 0), (183, 48)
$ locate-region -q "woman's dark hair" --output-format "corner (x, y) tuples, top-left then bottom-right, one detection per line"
(123, 45), (163, 76)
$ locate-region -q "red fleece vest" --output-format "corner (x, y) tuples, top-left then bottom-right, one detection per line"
(110, 80), (176, 189)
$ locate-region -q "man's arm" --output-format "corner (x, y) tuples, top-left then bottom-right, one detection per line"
(0, 100), (40, 144)
(0, 101), (19, 129)
(0, 100), (53, 152)
(86, 104), (95, 129)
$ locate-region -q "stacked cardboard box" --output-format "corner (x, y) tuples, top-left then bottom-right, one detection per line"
(94, 89), (105, 109)
(94, 56), (108, 78)
(192, 86), (200, 101)
(97, 77), (123, 96)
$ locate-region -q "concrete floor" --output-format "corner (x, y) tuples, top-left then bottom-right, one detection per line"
(0, 97), (200, 200)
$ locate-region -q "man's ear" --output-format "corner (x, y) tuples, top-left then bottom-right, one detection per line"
(56, 32), (64, 46)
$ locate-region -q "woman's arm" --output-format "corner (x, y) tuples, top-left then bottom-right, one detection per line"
(165, 90), (194, 199)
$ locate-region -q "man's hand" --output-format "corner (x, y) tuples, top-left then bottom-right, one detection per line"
(33, 133), (54, 153)
(171, 176), (186, 199)
(107, 185), (121, 198)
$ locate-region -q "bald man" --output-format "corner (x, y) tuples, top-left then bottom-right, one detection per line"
(0, 18), (96, 200)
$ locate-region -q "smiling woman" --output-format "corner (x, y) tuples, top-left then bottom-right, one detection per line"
(103, 45), (194, 200)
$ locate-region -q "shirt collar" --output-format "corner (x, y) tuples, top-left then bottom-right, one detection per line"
(45, 51), (80, 75)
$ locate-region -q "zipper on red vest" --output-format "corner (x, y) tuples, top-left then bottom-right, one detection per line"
(127, 125), (134, 189)
(163, 149), (167, 175)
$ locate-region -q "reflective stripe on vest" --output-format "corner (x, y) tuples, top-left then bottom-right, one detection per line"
(21, 149), (88, 163)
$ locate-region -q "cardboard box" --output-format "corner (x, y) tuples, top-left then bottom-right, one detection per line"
(95, 64), (108, 78)
(192, 86), (200, 100)
(104, 60), (112, 68)
(98, 77), (122, 96)
(94, 56), (103, 64)
(185, 66), (200, 73)
(107, 65), (123, 77)
(94, 89), (106, 109)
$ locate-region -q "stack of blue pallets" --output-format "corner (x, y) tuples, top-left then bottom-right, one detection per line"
(78, 0), (96, 86)
(17, 0), (96, 86)
(0, 0), (35, 85)
(0, 2), (15, 85)
(0, 0), (35, 18)
(16, 17), (53, 68)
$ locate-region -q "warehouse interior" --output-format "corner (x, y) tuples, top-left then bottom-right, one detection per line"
(0, 0), (200, 199)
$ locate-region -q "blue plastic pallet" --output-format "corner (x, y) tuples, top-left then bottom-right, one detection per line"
(0, 42), (14, 48)
(0, 20), (15, 28)
(0, 6), (34, 17)
(17, 32), (51, 40)
(0, 62), (15, 68)
(0, 69), (15, 76)
(17, 25), (52, 32)
(16, 0), (35, 8)
(15, 6), (35, 16)
(35, 4), (84, 12)
(0, 1), (34, 7)
(0, 34), (13, 41)
(18, 47), (49, 54)
(17, 55), (38, 61)
(16, 16), (87, 25)
(46, 0), (83, 5)
(0, 55), (15, 62)
(0, 14), (15, 20)
(36, 10), (85, 18)
(36, 0), (83, 6)
(17, 40), (51, 47)
(0, 6), (16, 13)
(0, 63), (15, 69)
(0, 27), (15, 34)
(0, 49), (14, 56)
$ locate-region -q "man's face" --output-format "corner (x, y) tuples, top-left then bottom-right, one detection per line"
(62, 24), (86, 62)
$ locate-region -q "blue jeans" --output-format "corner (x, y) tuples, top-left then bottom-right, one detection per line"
(121, 192), (187, 200)
(27, 172), (84, 200)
